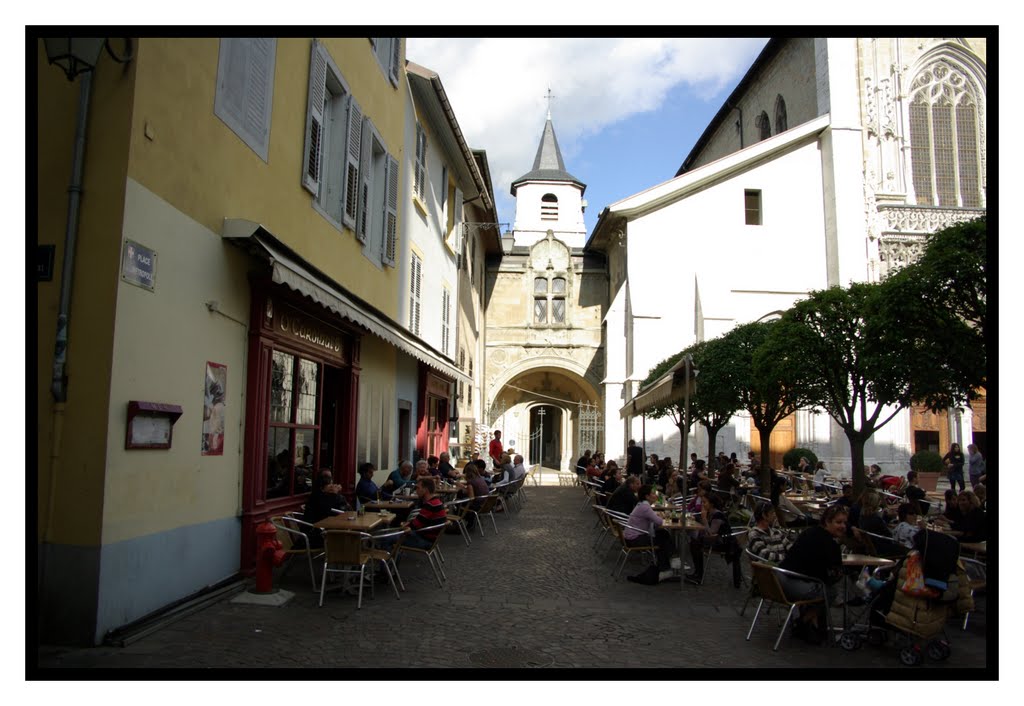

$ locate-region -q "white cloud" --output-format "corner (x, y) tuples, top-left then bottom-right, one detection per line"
(407, 37), (767, 224)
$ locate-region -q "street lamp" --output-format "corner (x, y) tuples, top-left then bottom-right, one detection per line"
(43, 37), (134, 82)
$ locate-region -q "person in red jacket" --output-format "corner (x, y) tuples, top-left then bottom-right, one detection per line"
(488, 430), (503, 468)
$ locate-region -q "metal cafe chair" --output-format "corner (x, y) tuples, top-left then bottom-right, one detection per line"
(464, 493), (501, 536)
(747, 561), (832, 651)
(396, 522), (451, 588)
(269, 515), (322, 592)
(444, 497), (474, 547)
(608, 519), (657, 579)
(960, 557), (986, 630)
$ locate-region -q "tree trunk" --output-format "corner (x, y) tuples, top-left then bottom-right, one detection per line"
(676, 421), (689, 470)
(704, 422), (723, 473)
(757, 424), (773, 495)
(846, 429), (868, 497)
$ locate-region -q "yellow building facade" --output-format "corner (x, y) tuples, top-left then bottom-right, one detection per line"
(37, 36), (472, 645)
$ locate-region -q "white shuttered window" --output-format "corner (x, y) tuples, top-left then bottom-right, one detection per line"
(215, 38), (276, 162)
(441, 288), (451, 355)
(414, 124), (427, 200)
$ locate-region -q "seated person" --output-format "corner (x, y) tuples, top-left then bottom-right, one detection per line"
(511, 454), (527, 481)
(382, 477), (447, 551)
(426, 455), (442, 477)
(623, 485), (674, 577)
(834, 484), (855, 509)
(386, 461), (416, 495)
(585, 453), (604, 481)
(687, 493), (741, 586)
(576, 450), (593, 479)
(302, 469), (351, 547)
(813, 461), (830, 492)
(948, 490), (986, 543)
(437, 452), (458, 480)
(779, 505), (848, 644)
(687, 480), (712, 514)
(417, 459), (434, 479)
(744, 451), (761, 479)
(689, 459), (708, 490)
(748, 502), (793, 564)
(891, 501), (924, 549)
(355, 462), (382, 503)
(607, 476), (641, 516)
(932, 489), (962, 528)
(494, 453), (515, 485)
(903, 471), (930, 514)
(974, 484), (987, 511)
(716, 463), (740, 494)
(600, 463), (623, 501)
(853, 490), (900, 556)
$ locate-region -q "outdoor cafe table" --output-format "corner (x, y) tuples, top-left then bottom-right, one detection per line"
(840, 554), (895, 629)
(364, 500), (415, 512)
(657, 513), (705, 590)
(315, 511), (395, 533)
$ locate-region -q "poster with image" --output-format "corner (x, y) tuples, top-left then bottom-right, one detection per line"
(202, 362), (227, 456)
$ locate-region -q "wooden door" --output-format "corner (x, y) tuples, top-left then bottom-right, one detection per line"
(911, 405), (949, 454)
(750, 413), (795, 470)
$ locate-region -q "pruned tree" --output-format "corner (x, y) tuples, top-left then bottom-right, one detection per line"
(725, 320), (815, 493)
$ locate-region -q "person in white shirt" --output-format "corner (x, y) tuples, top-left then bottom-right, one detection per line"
(511, 454), (527, 481)
(892, 501), (924, 549)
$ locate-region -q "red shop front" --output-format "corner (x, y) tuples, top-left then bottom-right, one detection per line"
(239, 280), (361, 572)
(416, 367), (452, 460)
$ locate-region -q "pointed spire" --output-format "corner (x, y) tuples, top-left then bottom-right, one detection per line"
(511, 115), (585, 196)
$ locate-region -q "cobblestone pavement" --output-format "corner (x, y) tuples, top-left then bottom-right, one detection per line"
(36, 484), (989, 673)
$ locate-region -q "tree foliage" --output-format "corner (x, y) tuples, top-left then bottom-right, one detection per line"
(874, 217), (987, 411)
(726, 320), (815, 490)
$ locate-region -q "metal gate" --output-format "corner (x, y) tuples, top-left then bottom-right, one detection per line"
(577, 401), (602, 456)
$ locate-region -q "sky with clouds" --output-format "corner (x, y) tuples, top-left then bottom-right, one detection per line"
(407, 37), (769, 234)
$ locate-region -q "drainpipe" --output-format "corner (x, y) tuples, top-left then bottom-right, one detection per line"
(45, 70), (93, 542)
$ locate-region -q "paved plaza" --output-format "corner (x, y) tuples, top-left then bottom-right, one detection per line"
(36, 482), (989, 673)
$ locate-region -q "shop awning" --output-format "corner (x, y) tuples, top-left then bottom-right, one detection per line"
(619, 357), (697, 418)
(222, 219), (469, 385)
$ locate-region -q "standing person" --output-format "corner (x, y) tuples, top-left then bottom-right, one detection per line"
(967, 444), (985, 489)
(489, 430), (504, 469)
(943, 443), (966, 493)
(626, 439), (644, 478)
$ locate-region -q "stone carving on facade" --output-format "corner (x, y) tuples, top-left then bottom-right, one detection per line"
(877, 205), (985, 234)
(879, 76), (897, 139)
(864, 76), (877, 137)
(484, 343), (604, 398)
(878, 235), (927, 278)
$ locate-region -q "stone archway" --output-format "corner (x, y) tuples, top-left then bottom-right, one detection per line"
(487, 366), (598, 472)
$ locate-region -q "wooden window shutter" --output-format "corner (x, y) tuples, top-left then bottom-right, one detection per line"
(302, 40), (327, 195)
(453, 186), (464, 249)
(414, 125), (427, 200)
(442, 289), (450, 355)
(342, 95), (363, 230)
(410, 254), (422, 335)
(383, 153), (399, 266)
(214, 38), (276, 162)
(389, 38), (402, 85)
(355, 120), (372, 243)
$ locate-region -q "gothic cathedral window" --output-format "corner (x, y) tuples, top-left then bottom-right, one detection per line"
(908, 59), (984, 208)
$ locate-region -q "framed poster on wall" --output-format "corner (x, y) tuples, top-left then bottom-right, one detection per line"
(202, 362), (227, 456)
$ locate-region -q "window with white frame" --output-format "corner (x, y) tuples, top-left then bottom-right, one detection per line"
(369, 37), (402, 86)
(441, 288), (452, 356)
(414, 124), (428, 201)
(302, 40), (362, 229)
(357, 121), (399, 266)
(214, 38), (276, 162)
(409, 253), (422, 335)
(908, 59), (984, 208)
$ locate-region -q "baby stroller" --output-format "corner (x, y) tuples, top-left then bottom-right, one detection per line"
(836, 563), (898, 652)
(844, 530), (972, 666)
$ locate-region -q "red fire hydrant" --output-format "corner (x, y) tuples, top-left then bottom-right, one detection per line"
(254, 521), (288, 594)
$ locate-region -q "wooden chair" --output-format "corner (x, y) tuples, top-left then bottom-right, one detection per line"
(746, 561), (831, 651)
(269, 515), (322, 592)
(319, 530), (389, 608)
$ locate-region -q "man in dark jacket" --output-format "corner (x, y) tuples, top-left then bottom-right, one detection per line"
(607, 476), (641, 515)
(626, 439), (644, 477)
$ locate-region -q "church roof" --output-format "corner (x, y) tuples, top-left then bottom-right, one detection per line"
(510, 118), (586, 195)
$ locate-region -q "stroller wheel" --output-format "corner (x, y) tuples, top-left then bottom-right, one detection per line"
(899, 646), (923, 666)
(839, 631), (863, 651)
(866, 628), (888, 646)
(926, 639), (951, 661)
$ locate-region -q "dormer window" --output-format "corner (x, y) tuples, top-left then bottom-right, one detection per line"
(541, 193), (558, 220)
